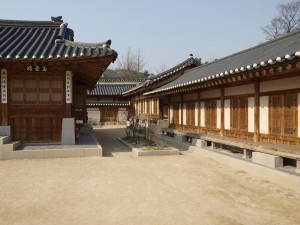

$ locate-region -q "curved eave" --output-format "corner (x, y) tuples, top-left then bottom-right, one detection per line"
(144, 51), (300, 96)
(0, 47), (117, 61)
(122, 55), (196, 96)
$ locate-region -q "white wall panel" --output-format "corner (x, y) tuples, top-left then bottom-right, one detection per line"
(183, 103), (186, 125)
(195, 102), (199, 126)
(260, 96), (269, 134)
(200, 102), (205, 127)
(248, 97), (255, 133)
(224, 99), (230, 130)
(170, 104), (173, 122)
(179, 103), (182, 124)
(260, 76), (300, 92)
(217, 100), (221, 129)
(200, 89), (221, 99)
(225, 84), (254, 96)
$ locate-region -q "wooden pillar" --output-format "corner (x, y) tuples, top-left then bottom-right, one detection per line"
(254, 80), (260, 142)
(65, 71), (73, 117)
(1, 69), (8, 125)
(220, 87), (224, 137)
(150, 98), (153, 116)
(198, 91), (201, 133)
(168, 96), (171, 124)
(181, 94), (183, 130)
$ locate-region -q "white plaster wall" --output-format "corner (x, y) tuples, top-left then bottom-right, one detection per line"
(298, 93), (300, 138)
(200, 102), (205, 127)
(248, 97), (255, 133)
(151, 99), (153, 114)
(179, 103), (182, 124)
(145, 101), (147, 113)
(183, 103), (186, 125)
(224, 84), (254, 96)
(183, 93), (197, 101)
(224, 99), (230, 130)
(260, 96), (269, 134)
(200, 89), (221, 99)
(195, 102), (199, 126)
(217, 100), (221, 129)
(260, 76), (300, 92)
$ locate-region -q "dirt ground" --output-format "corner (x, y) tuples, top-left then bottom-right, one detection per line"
(0, 126), (300, 225)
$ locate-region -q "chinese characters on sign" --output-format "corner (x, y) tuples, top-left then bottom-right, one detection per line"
(66, 71), (72, 103)
(1, 69), (7, 103)
(25, 64), (48, 72)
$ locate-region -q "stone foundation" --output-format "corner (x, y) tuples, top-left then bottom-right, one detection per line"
(252, 152), (283, 168)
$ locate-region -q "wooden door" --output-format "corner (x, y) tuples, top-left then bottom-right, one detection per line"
(9, 75), (65, 142)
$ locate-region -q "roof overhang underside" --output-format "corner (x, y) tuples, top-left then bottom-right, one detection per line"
(0, 55), (116, 88)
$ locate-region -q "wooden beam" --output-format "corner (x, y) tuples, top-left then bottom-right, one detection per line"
(254, 80), (260, 142)
(198, 91), (201, 133)
(181, 94), (183, 130)
(168, 95), (170, 124)
(220, 87), (224, 137)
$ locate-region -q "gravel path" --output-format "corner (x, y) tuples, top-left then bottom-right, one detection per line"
(0, 125), (299, 225)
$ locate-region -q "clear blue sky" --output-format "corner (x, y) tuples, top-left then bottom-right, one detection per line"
(1, 0), (292, 74)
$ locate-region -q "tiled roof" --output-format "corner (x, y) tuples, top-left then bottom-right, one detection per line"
(88, 84), (136, 95)
(122, 55), (196, 94)
(97, 77), (146, 83)
(0, 17), (117, 60)
(144, 31), (300, 96)
(87, 101), (130, 106)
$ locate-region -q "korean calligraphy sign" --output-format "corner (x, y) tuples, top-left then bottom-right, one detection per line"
(25, 64), (49, 72)
(1, 69), (7, 103)
(66, 71), (73, 103)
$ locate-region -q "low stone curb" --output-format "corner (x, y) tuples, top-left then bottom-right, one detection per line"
(116, 137), (179, 156)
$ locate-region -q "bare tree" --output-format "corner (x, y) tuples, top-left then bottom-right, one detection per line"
(136, 48), (146, 73)
(116, 47), (146, 74)
(262, 0), (300, 40)
(155, 63), (166, 74)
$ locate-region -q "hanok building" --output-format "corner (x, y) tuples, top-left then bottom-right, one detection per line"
(0, 17), (117, 142)
(123, 55), (197, 120)
(125, 32), (300, 166)
(87, 76), (145, 125)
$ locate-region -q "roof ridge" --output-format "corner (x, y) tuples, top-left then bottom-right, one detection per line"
(190, 30), (300, 72)
(0, 19), (61, 27)
(151, 54), (195, 80)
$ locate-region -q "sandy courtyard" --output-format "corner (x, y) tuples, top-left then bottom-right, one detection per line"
(0, 126), (300, 225)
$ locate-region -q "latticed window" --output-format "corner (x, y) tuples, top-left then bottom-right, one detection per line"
(186, 101), (195, 126)
(231, 98), (248, 130)
(270, 94), (296, 136)
(11, 78), (63, 105)
(205, 100), (217, 128)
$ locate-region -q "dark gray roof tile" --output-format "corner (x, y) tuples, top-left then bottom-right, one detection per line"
(123, 55), (196, 94)
(0, 18), (117, 60)
(87, 101), (130, 106)
(144, 31), (300, 95)
(88, 84), (136, 95)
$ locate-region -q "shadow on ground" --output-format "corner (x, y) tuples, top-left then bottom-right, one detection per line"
(93, 126), (131, 157)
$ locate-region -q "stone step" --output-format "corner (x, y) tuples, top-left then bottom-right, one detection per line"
(3, 141), (21, 152)
(0, 136), (12, 145)
(192, 139), (207, 148)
